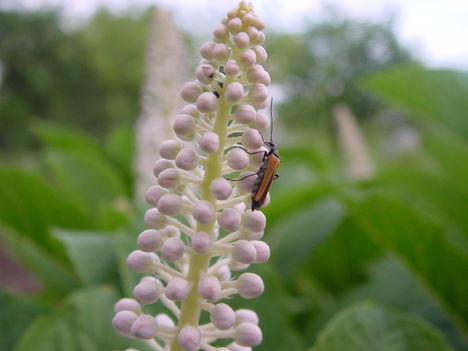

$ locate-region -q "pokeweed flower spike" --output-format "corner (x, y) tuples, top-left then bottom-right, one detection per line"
(113, 2), (272, 351)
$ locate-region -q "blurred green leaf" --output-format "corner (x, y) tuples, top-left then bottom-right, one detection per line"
(311, 301), (453, 351)
(13, 286), (148, 351)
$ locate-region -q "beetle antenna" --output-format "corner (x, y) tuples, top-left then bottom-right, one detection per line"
(269, 97), (274, 143)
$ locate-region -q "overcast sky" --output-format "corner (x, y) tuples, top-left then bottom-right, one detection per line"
(4, 0), (468, 70)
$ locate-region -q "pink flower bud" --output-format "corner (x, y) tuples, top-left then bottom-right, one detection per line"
(144, 208), (167, 229)
(216, 264), (232, 281)
(243, 13), (255, 25)
(175, 148), (198, 171)
(256, 31), (265, 44)
(130, 314), (158, 340)
(191, 232), (212, 254)
(252, 241), (270, 263)
(198, 275), (222, 301)
(173, 114), (196, 139)
(228, 17), (243, 33)
(225, 82), (244, 103)
(210, 177), (233, 200)
(252, 45), (267, 62)
(253, 17), (265, 30)
(113, 310), (138, 337)
(225, 59), (240, 76)
(237, 273), (264, 299)
(211, 303), (235, 330)
(133, 277), (161, 304)
(200, 41), (216, 59)
(114, 298), (141, 314)
(127, 250), (158, 274)
(249, 146), (267, 168)
(161, 237), (185, 262)
(196, 92), (218, 113)
(159, 139), (183, 160)
(237, 171), (257, 193)
(213, 25), (229, 41)
(250, 111), (270, 131)
(181, 81), (203, 103)
(227, 148), (249, 170)
(234, 32), (250, 48)
(212, 43), (229, 61)
(160, 225), (180, 237)
(239, 49), (256, 67)
(246, 65), (270, 85)
(199, 132), (220, 153)
(157, 194), (182, 215)
(235, 322), (262, 347)
(196, 64), (215, 84)
(165, 277), (190, 301)
(157, 168), (180, 188)
(180, 104), (199, 117)
(248, 83), (268, 104)
(178, 326), (201, 351)
(218, 208), (241, 232)
(242, 128), (264, 149)
(137, 229), (163, 252)
(235, 309), (259, 325)
(232, 240), (257, 264)
(246, 26), (260, 43)
(227, 8), (237, 19)
(155, 313), (175, 328)
(145, 185), (168, 205)
(241, 211), (266, 232)
(235, 104), (257, 124)
(193, 200), (215, 224)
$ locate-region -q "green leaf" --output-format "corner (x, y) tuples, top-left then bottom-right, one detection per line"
(311, 301), (454, 351)
(13, 286), (148, 351)
(269, 197), (346, 276)
(53, 229), (117, 285)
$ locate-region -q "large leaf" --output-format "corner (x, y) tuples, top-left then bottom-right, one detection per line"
(13, 286), (148, 351)
(311, 301), (454, 351)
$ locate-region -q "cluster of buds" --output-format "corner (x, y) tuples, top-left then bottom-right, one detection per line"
(113, 2), (272, 350)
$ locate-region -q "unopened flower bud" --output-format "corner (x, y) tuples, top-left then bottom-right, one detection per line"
(242, 13), (256, 25)
(145, 185), (168, 205)
(234, 32), (250, 48)
(127, 250), (158, 274)
(176, 148), (199, 171)
(160, 225), (180, 237)
(178, 326), (201, 351)
(157, 194), (182, 215)
(196, 92), (218, 113)
(196, 64), (215, 84)
(181, 81), (203, 103)
(252, 241), (270, 263)
(159, 139), (183, 160)
(237, 273), (264, 299)
(252, 46), (267, 63)
(237, 171), (257, 193)
(233, 240), (257, 264)
(144, 208), (167, 229)
(155, 313), (175, 328)
(173, 114), (196, 139)
(225, 59), (240, 76)
(137, 229), (163, 252)
(218, 208), (241, 232)
(213, 25), (229, 41)
(235, 309), (259, 325)
(213, 43), (229, 61)
(200, 41), (216, 60)
(211, 303), (235, 330)
(239, 49), (256, 67)
(251, 111), (270, 131)
(225, 82), (244, 103)
(157, 168), (180, 188)
(133, 277), (162, 304)
(227, 148), (249, 170)
(131, 314), (158, 340)
(242, 211), (266, 232)
(235, 104), (257, 124)
(249, 146), (267, 168)
(165, 277), (191, 301)
(113, 310), (138, 337)
(248, 83), (268, 104)
(193, 200), (215, 224)
(199, 132), (220, 153)
(242, 128), (264, 149)
(198, 275), (222, 301)
(180, 104), (199, 117)
(228, 18), (243, 33)
(161, 237), (185, 262)
(114, 298), (141, 314)
(235, 322), (262, 347)
(191, 232), (212, 254)
(246, 26), (261, 43)
(216, 264), (232, 281)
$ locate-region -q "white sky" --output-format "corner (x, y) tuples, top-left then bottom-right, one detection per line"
(4, 0), (468, 70)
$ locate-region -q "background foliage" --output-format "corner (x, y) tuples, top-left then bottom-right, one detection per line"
(0, 6), (467, 351)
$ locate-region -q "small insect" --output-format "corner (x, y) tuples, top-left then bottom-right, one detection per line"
(228, 99), (280, 211)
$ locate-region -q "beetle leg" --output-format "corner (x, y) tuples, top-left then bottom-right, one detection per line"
(273, 174), (279, 180)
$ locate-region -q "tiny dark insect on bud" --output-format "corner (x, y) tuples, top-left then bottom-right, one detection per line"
(214, 91), (220, 98)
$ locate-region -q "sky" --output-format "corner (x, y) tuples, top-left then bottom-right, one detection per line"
(4, 0), (468, 70)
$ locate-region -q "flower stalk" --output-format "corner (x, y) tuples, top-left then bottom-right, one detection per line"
(113, 2), (272, 350)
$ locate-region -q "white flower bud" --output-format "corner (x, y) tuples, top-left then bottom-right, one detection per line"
(210, 177), (233, 200)
(200, 41), (216, 60)
(213, 25), (229, 42)
(130, 314), (158, 340)
(196, 63), (215, 84)
(196, 92), (218, 113)
(155, 313), (175, 328)
(235, 309), (259, 325)
(157, 194), (182, 215)
(242, 128), (264, 149)
(199, 131), (220, 153)
(175, 148), (198, 171)
(137, 229), (163, 252)
(181, 81), (203, 103)
(232, 240), (257, 264)
(159, 139), (183, 160)
(173, 114), (196, 139)
(252, 45), (267, 63)
(198, 275), (222, 301)
(218, 208), (241, 232)
(248, 83), (268, 104)
(235, 322), (262, 347)
(216, 264), (232, 281)
(237, 273), (264, 299)
(234, 32), (250, 48)
(193, 200), (215, 224)
(112, 310), (138, 337)
(145, 185), (168, 205)
(239, 49), (256, 67)
(144, 208), (167, 229)
(157, 168), (180, 188)
(241, 211), (266, 232)
(234, 104), (257, 124)
(252, 241), (270, 263)
(237, 171), (257, 193)
(225, 59), (240, 76)
(225, 82), (244, 103)
(228, 17), (243, 33)
(250, 111), (270, 131)
(165, 277), (191, 301)
(212, 43), (229, 61)
(178, 326), (201, 351)
(161, 237), (185, 262)
(181, 104), (199, 117)
(127, 250), (158, 274)
(191, 232), (212, 254)
(227, 342), (252, 351)
(133, 277), (162, 304)
(114, 298), (141, 314)
(227, 148), (249, 170)
(211, 303), (235, 330)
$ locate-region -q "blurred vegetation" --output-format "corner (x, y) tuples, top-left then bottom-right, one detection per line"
(0, 6), (467, 351)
